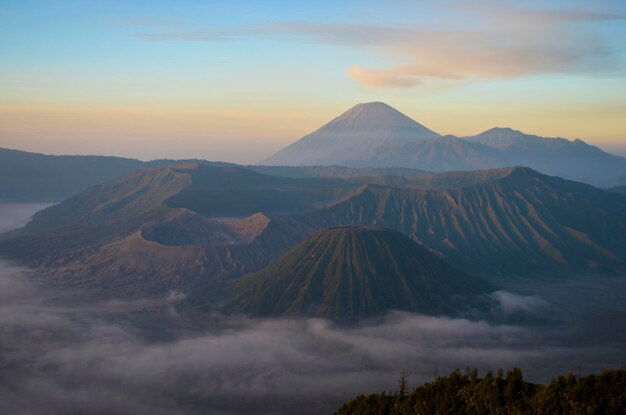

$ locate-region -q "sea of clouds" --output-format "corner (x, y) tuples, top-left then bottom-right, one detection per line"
(1, 203), (625, 415)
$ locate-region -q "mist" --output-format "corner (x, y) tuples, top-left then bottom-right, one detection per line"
(1, 204), (626, 415)
(0, 202), (52, 233)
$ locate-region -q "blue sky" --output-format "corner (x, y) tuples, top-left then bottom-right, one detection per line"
(1, 0), (625, 162)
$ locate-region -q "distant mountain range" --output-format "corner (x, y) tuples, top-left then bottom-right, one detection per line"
(0, 147), (431, 202)
(2, 163), (625, 311)
(2, 101), (625, 203)
(2, 103), (625, 321)
(0, 147), (144, 202)
(262, 102), (626, 187)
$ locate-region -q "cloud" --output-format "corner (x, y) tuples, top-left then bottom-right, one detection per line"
(1, 206), (625, 414)
(133, 2), (625, 89)
(2, 255), (626, 415)
(346, 65), (422, 88)
(334, 3), (623, 88)
(0, 203), (52, 234)
(491, 291), (550, 315)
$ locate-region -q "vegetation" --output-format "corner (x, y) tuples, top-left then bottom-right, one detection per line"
(335, 367), (626, 415)
(224, 226), (494, 320)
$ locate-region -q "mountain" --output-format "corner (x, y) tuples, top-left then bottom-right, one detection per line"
(1, 162), (358, 250)
(608, 185), (626, 196)
(2, 164), (625, 300)
(261, 103), (626, 186)
(464, 128), (626, 185)
(248, 164), (431, 180)
(261, 102), (440, 166)
(223, 227), (495, 320)
(355, 135), (501, 171)
(0, 146), (432, 202)
(0, 147), (144, 202)
(0, 163), (355, 296)
(296, 167), (626, 276)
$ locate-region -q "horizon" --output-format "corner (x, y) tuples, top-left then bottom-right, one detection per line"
(2, 1), (626, 162)
(2, 100), (626, 162)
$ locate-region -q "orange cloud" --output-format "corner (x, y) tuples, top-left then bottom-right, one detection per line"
(308, 5), (622, 89)
(346, 66), (421, 88)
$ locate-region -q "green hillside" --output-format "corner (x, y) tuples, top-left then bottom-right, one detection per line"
(224, 227), (495, 320)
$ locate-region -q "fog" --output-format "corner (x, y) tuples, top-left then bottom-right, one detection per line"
(0, 202), (52, 233)
(1, 204), (625, 414)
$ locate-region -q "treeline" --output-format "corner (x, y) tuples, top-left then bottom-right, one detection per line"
(335, 367), (626, 414)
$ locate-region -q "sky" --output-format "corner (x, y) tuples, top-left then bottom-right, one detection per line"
(1, 0), (626, 163)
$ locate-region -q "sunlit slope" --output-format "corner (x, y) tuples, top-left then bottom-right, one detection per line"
(225, 227), (495, 320)
(0, 163), (358, 265)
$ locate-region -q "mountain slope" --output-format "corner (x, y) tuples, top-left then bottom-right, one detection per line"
(261, 103), (626, 186)
(350, 135), (501, 171)
(261, 102), (440, 166)
(464, 128), (626, 185)
(224, 227), (495, 320)
(2, 165), (624, 300)
(0, 146), (434, 202)
(0, 147), (243, 202)
(0, 163), (356, 263)
(248, 165), (431, 180)
(0, 147), (145, 202)
(296, 167), (626, 276)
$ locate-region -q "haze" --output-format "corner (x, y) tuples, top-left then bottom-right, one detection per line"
(1, 0), (626, 162)
(1, 203), (626, 415)
(2, 2), (626, 413)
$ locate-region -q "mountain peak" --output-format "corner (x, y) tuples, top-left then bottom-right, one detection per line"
(327, 102), (435, 134)
(481, 127), (525, 136)
(344, 101), (397, 115)
(260, 103), (440, 166)
(223, 226), (495, 320)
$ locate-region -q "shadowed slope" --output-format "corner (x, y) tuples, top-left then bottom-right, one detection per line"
(0, 163), (356, 267)
(224, 227), (495, 320)
(298, 167), (626, 276)
(0, 147), (145, 202)
(1, 165), (624, 300)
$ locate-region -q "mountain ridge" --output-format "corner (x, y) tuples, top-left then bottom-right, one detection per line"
(261, 102), (441, 166)
(223, 226), (495, 320)
(2, 164), (625, 302)
(261, 103), (626, 186)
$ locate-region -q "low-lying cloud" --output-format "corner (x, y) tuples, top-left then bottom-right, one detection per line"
(491, 290), (552, 316)
(0, 202), (52, 234)
(2, 258), (626, 415)
(1, 202), (625, 414)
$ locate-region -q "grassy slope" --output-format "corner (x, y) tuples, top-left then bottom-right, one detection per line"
(225, 227), (495, 320)
(299, 167), (626, 276)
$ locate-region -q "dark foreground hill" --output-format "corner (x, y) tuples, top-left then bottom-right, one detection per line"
(336, 367), (626, 415)
(223, 227), (495, 320)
